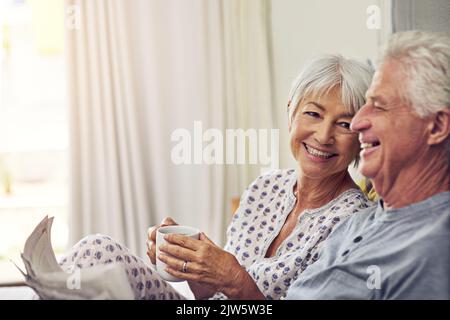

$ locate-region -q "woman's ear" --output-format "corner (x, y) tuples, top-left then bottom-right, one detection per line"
(287, 100), (292, 133)
(427, 108), (450, 146)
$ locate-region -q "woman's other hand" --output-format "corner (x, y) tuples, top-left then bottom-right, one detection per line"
(146, 217), (178, 265)
(158, 232), (254, 299)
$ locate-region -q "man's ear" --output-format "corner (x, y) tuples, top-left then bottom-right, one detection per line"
(427, 108), (450, 146)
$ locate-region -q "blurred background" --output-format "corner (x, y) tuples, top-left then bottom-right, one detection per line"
(0, 0), (448, 284)
(0, 0), (68, 283)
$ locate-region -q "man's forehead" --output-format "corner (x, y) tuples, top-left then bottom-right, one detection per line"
(366, 61), (403, 99)
(365, 73), (384, 99)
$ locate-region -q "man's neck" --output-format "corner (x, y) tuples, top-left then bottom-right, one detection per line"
(379, 152), (449, 209)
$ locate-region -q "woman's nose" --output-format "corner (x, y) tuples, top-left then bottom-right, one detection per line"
(314, 124), (334, 145)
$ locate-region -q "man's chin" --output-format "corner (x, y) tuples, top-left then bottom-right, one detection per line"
(359, 164), (378, 181)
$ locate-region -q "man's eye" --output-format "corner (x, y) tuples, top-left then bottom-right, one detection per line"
(373, 104), (385, 111)
(304, 111), (320, 118)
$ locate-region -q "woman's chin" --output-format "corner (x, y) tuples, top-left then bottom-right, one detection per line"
(298, 159), (352, 179)
(298, 153), (334, 170)
(298, 164), (332, 178)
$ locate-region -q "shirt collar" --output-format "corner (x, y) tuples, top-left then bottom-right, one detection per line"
(375, 191), (450, 222)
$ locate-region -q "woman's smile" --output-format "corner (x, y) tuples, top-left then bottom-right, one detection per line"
(302, 142), (338, 163)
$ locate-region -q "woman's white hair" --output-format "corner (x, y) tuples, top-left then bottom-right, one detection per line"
(287, 54), (374, 124)
(380, 31), (450, 117)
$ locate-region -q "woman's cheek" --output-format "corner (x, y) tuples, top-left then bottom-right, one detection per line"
(340, 137), (360, 165)
(290, 136), (302, 160)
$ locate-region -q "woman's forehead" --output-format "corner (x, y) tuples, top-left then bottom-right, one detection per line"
(300, 90), (355, 117)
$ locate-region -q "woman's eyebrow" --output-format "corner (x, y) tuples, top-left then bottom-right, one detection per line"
(305, 101), (353, 118)
(304, 101), (324, 110)
(337, 112), (354, 119)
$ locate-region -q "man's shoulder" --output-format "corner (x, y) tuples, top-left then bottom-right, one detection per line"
(408, 206), (450, 251)
(381, 223), (450, 299)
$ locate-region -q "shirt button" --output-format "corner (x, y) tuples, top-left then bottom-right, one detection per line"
(342, 250), (349, 256)
(353, 236), (363, 243)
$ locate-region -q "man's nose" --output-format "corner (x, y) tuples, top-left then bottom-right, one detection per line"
(350, 105), (371, 133)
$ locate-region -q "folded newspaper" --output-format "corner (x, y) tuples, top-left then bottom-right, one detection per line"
(15, 216), (134, 299)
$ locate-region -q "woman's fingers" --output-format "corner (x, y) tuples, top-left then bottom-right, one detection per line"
(157, 253), (199, 273)
(159, 243), (198, 262)
(147, 226), (158, 242)
(146, 217), (179, 265)
(161, 217), (177, 226)
(147, 217), (178, 242)
(164, 234), (202, 251)
(146, 240), (157, 265)
(159, 240), (240, 294)
(165, 266), (200, 281)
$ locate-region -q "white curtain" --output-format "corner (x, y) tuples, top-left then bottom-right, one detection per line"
(66, 0), (275, 256)
(66, 0), (151, 255)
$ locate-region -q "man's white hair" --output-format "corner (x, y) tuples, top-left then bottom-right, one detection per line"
(287, 54), (374, 124)
(380, 31), (450, 117)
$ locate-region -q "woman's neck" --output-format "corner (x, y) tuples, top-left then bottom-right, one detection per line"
(294, 169), (357, 210)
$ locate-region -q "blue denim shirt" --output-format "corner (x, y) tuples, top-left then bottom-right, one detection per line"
(286, 191), (450, 300)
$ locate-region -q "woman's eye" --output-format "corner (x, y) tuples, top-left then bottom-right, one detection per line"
(337, 122), (351, 129)
(304, 111), (320, 118)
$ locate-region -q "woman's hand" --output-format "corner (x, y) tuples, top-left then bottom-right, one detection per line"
(158, 233), (265, 299)
(146, 217), (178, 265)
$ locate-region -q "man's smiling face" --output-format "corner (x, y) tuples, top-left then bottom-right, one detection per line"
(350, 59), (431, 195)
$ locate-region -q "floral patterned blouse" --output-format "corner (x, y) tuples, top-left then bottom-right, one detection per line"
(211, 169), (374, 300)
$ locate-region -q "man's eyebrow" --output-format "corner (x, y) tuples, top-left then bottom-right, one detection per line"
(366, 94), (387, 105)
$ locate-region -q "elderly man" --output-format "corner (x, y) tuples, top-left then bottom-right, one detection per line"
(286, 30), (450, 300)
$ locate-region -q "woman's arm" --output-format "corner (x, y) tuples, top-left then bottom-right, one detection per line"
(187, 281), (217, 300)
(221, 264), (266, 300)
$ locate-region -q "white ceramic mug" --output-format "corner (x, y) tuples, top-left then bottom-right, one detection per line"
(156, 225), (200, 282)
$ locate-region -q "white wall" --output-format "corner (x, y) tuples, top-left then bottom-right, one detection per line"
(270, 0), (388, 174)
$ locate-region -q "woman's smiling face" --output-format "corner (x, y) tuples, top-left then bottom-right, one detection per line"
(289, 88), (360, 179)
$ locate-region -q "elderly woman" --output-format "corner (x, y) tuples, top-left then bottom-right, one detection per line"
(58, 54), (375, 300)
